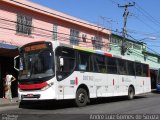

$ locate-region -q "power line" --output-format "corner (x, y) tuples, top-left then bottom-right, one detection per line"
(126, 0), (160, 32)
(148, 45), (160, 47)
(0, 17), (120, 40)
(135, 2), (160, 27)
(109, 0), (119, 6)
(0, 15), (159, 55)
(0, 19), (109, 48)
(131, 14), (159, 33)
(8, 0), (107, 31)
(127, 28), (160, 38)
(127, 34), (160, 55)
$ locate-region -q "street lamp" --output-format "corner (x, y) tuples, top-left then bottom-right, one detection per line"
(138, 36), (157, 52)
(139, 36), (156, 42)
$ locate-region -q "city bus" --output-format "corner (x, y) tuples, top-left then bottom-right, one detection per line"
(14, 40), (151, 107)
(156, 69), (160, 91)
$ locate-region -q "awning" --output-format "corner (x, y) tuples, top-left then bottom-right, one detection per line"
(0, 43), (17, 49)
(0, 43), (18, 57)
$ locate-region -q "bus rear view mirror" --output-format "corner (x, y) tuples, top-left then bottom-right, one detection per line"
(14, 55), (20, 71)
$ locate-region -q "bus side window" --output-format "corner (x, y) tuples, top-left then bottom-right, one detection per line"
(55, 47), (76, 81)
(142, 64), (148, 77)
(106, 57), (117, 74)
(93, 54), (107, 73)
(78, 51), (90, 71)
(135, 62), (142, 76)
(127, 61), (135, 76)
(117, 59), (127, 75)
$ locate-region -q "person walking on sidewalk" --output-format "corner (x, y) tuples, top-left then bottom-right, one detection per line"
(4, 72), (16, 101)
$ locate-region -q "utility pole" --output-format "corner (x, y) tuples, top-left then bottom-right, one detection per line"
(118, 2), (135, 55)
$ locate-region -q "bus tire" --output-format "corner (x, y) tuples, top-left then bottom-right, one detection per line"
(75, 88), (88, 107)
(128, 86), (135, 100)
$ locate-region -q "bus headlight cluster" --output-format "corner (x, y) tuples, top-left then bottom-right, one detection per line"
(41, 82), (54, 91)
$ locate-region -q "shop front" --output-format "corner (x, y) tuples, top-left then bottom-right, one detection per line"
(0, 43), (18, 98)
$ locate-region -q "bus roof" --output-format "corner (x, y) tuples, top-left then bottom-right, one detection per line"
(22, 40), (149, 65)
(57, 42), (148, 65)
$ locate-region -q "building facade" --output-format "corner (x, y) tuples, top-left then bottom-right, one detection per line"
(110, 34), (160, 89)
(0, 0), (111, 97)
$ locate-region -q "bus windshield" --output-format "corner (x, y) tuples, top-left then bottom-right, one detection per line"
(19, 44), (54, 80)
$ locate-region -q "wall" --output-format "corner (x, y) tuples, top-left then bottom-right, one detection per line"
(110, 35), (160, 70)
(0, 1), (110, 51)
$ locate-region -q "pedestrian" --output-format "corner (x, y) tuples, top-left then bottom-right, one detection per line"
(4, 72), (16, 101)
(2, 77), (6, 99)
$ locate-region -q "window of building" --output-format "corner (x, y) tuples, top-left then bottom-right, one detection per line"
(82, 34), (87, 42)
(158, 57), (160, 63)
(53, 24), (58, 41)
(133, 43), (141, 50)
(16, 14), (32, 35)
(110, 37), (122, 46)
(93, 36), (103, 50)
(70, 29), (79, 45)
(125, 41), (132, 49)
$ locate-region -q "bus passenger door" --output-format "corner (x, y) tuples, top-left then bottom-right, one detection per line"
(135, 63), (144, 93)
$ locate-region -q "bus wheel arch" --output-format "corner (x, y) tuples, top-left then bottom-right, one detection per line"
(128, 85), (135, 100)
(75, 84), (90, 107)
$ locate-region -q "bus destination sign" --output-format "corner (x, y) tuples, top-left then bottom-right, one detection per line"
(24, 43), (47, 52)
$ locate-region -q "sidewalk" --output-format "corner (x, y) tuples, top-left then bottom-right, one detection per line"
(0, 97), (19, 107)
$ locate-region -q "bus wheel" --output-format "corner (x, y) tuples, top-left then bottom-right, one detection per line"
(75, 88), (88, 107)
(128, 86), (134, 100)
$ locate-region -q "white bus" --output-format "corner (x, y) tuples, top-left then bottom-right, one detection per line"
(14, 40), (151, 107)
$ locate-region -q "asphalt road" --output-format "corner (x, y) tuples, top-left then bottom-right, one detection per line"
(0, 91), (160, 120)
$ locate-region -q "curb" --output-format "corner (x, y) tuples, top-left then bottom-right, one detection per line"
(0, 102), (19, 107)
(0, 98), (19, 107)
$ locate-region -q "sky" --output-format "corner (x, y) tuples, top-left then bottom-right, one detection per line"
(30, 0), (160, 54)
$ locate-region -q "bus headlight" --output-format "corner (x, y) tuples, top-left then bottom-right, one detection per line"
(41, 82), (54, 91)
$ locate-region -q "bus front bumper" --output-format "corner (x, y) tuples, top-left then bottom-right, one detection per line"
(18, 87), (57, 100)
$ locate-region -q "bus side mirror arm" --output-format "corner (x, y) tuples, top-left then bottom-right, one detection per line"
(14, 55), (20, 71)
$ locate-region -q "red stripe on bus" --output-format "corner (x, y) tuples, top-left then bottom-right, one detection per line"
(148, 65), (150, 77)
(104, 53), (112, 57)
(113, 79), (114, 86)
(18, 82), (48, 90)
(75, 77), (78, 85)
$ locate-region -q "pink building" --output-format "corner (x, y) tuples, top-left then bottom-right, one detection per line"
(0, 0), (111, 97)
